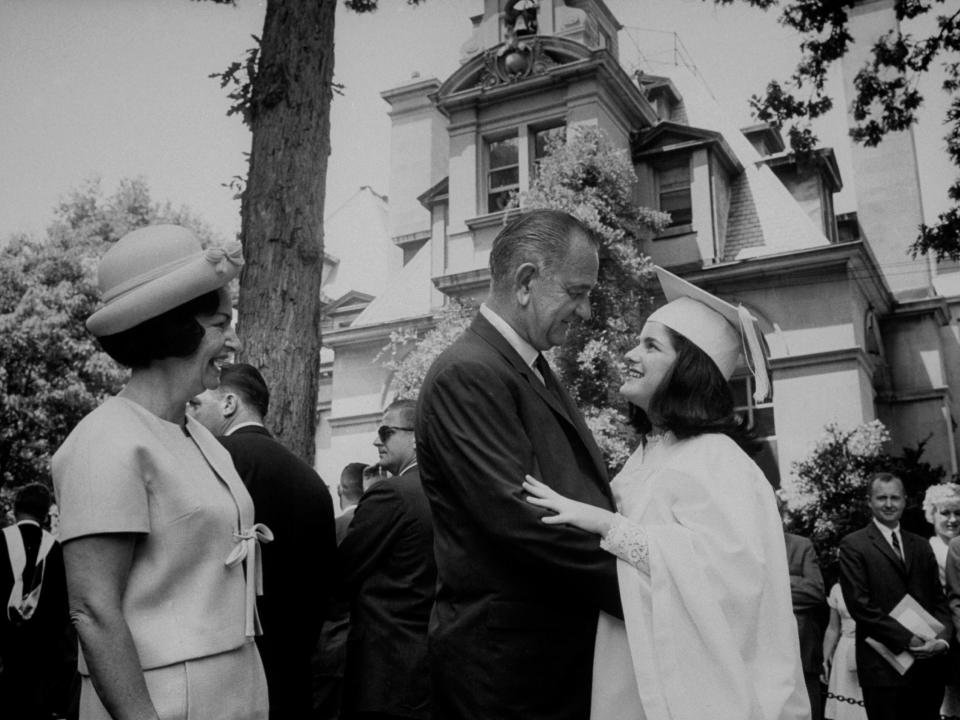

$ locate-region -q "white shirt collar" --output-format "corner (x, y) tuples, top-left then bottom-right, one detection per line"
(15, 519), (40, 529)
(398, 459), (419, 476)
(873, 517), (901, 543)
(480, 303), (539, 372)
(224, 421), (266, 436)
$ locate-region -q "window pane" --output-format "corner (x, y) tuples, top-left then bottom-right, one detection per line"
(750, 407), (776, 437)
(731, 378), (749, 407)
(534, 126), (565, 160)
(660, 188), (692, 226)
(488, 190), (515, 213)
(489, 167), (519, 190)
(658, 156), (690, 185)
(489, 137), (519, 169)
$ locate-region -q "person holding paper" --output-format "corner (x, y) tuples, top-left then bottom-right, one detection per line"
(839, 472), (950, 720)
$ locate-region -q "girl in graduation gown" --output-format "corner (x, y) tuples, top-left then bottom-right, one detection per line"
(524, 267), (810, 720)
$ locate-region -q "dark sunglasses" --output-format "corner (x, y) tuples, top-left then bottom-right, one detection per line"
(377, 425), (414, 442)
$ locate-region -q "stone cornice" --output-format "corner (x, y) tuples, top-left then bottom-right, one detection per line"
(770, 346), (877, 376)
(678, 241), (892, 314)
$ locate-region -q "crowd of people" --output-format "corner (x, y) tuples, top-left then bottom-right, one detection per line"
(3, 210), (960, 720)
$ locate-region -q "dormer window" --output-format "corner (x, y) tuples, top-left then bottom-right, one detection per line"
(656, 155), (692, 228)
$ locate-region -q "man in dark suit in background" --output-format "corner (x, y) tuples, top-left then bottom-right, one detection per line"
(839, 472), (950, 720)
(314, 462), (367, 720)
(416, 209), (622, 720)
(0, 483), (75, 720)
(784, 530), (827, 720)
(189, 363), (336, 720)
(338, 399), (436, 720)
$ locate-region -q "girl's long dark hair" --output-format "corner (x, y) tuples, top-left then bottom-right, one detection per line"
(631, 327), (755, 448)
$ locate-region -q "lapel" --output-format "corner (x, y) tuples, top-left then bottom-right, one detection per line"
(185, 416), (255, 528)
(470, 315), (609, 487)
(471, 315), (569, 419)
(866, 522), (907, 576)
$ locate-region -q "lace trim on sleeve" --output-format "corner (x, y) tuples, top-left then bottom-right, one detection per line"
(600, 512), (649, 574)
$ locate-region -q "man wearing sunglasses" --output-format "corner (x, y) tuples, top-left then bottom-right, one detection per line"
(337, 399), (436, 720)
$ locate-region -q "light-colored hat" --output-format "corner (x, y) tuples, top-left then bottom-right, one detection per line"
(647, 266), (769, 402)
(86, 225), (244, 337)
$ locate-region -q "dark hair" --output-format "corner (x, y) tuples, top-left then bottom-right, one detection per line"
(219, 362), (270, 418)
(868, 471), (904, 496)
(14, 483), (52, 520)
(384, 398), (418, 429)
(96, 290), (222, 369)
(488, 209), (596, 290)
(340, 462), (366, 503)
(641, 327), (748, 442)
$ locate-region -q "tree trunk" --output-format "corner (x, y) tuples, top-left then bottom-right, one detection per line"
(238, 0), (335, 463)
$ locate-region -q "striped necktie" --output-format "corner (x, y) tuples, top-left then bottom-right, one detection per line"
(891, 530), (904, 562)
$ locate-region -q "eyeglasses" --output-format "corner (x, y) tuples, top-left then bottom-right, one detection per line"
(377, 425), (414, 442)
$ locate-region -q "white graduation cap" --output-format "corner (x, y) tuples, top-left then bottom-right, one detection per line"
(647, 266), (770, 402)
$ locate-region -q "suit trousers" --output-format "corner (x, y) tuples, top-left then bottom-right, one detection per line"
(861, 680), (944, 720)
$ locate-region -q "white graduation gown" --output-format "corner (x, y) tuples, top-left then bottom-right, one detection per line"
(591, 433), (810, 720)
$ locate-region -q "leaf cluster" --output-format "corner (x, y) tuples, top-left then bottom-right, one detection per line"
(0, 178), (216, 502)
(715, 0), (960, 257)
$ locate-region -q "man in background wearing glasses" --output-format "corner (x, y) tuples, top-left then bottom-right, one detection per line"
(337, 398), (437, 720)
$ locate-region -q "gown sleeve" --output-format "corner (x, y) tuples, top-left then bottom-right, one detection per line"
(600, 513), (649, 574)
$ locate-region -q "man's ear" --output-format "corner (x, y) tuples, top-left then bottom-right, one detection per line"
(221, 392), (239, 418)
(514, 262), (538, 307)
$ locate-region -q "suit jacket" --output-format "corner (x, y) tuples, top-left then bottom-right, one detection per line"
(839, 522), (950, 688)
(784, 532), (826, 673)
(338, 465), (436, 719)
(0, 521), (74, 718)
(219, 426), (336, 720)
(416, 313), (621, 720)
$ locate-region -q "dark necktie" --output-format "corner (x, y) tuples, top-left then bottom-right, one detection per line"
(534, 353), (562, 402)
(891, 530), (904, 562)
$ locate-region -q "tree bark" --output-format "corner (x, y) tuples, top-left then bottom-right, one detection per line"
(238, 0), (335, 463)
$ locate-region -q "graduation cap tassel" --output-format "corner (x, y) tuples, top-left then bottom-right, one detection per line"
(736, 305), (770, 403)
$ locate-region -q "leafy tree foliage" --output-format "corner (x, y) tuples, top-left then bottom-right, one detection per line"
(0, 178), (215, 518)
(714, 0), (960, 259)
(781, 420), (944, 583)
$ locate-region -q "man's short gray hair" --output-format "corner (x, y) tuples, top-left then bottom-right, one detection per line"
(489, 209), (596, 291)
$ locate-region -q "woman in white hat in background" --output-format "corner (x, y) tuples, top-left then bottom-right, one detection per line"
(52, 225), (270, 720)
(524, 267), (809, 720)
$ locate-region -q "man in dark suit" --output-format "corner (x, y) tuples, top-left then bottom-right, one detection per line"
(338, 399), (436, 720)
(314, 462), (367, 720)
(189, 363), (337, 720)
(416, 209), (622, 720)
(839, 471), (950, 720)
(0, 483), (75, 720)
(784, 531), (826, 720)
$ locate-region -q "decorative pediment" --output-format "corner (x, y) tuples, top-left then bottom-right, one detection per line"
(322, 290), (375, 315)
(632, 121), (742, 174)
(435, 36), (593, 101)
(418, 176), (449, 210)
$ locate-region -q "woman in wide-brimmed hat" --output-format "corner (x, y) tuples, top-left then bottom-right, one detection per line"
(52, 225), (270, 720)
